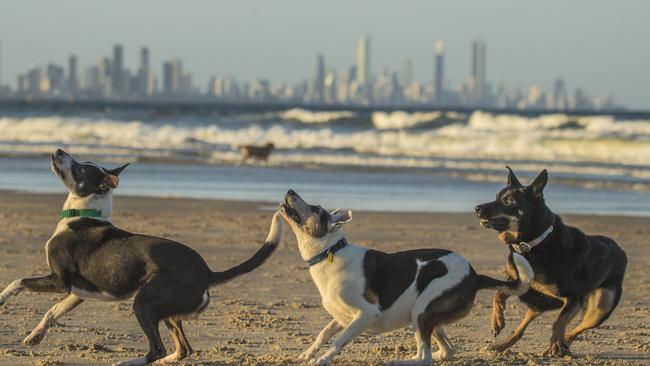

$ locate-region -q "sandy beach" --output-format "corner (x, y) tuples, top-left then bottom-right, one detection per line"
(0, 190), (648, 365)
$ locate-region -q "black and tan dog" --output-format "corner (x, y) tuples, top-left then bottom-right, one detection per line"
(475, 167), (627, 356)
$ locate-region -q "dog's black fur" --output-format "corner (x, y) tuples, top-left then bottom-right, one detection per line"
(475, 167), (627, 356)
(0, 150), (283, 365)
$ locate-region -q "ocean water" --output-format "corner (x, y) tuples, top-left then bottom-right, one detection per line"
(0, 106), (649, 216)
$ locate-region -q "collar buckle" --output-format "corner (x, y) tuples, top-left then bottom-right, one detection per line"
(516, 242), (531, 253)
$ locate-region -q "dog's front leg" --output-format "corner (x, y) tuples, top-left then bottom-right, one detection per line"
(491, 290), (510, 337)
(23, 294), (84, 346)
(310, 309), (380, 366)
(298, 319), (343, 361)
(0, 274), (65, 306)
(542, 298), (580, 357)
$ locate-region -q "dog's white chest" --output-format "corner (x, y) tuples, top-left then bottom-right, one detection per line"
(309, 247), (369, 325)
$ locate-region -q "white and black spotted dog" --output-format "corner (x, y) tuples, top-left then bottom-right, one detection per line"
(279, 190), (535, 366)
(0, 149), (284, 366)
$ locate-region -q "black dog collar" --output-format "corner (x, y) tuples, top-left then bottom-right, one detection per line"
(307, 238), (348, 267)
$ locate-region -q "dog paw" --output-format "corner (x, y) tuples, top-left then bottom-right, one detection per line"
(491, 312), (506, 337)
(309, 356), (329, 366)
(298, 350), (314, 361)
(23, 332), (44, 347)
(433, 349), (454, 361)
(483, 341), (511, 354)
(542, 341), (571, 357)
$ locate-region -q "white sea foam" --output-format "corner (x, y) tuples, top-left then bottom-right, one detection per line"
(372, 111), (441, 129)
(1, 113), (649, 181)
(277, 108), (356, 123)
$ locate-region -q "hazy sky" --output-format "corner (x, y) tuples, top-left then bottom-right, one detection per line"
(1, 0), (648, 108)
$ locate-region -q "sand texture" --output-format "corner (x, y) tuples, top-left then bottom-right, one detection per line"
(0, 191), (648, 365)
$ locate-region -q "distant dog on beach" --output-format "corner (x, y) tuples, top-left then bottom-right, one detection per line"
(475, 167), (627, 356)
(239, 142), (274, 163)
(0, 149), (283, 366)
(279, 190), (534, 366)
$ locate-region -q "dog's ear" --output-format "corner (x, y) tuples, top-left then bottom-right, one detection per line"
(329, 210), (353, 232)
(527, 169), (548, 198)
(506, 166), (522, 187)
(107, 163), (130, 177)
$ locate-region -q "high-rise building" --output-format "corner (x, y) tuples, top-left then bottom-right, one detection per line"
(138, 47), (152, 96)
(434, 41), (445, 103)
(356, 36), (370, 89)
(68, 55), (78, 94)
(314, 54), (325, 102)
(162, 59), (182, 96)
(471, 40), (486, 103)
(112, 44), (124, 96)
(401, 58), (413, 87)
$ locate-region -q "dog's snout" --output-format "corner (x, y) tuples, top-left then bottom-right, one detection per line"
(287, 189), (296, 196)
(475, 205), (482, 216)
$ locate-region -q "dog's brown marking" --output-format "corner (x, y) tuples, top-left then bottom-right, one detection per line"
(498, 231), (520, 243)
(530, 281), (562, 300)
(565, 288), (616, 344)
(363, 288), (379, 305)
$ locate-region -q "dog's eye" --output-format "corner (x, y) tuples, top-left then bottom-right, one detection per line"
(311, 206), (320, 213)
(504, 196), (515, 206)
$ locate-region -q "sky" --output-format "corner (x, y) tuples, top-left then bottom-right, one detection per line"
(0, 0), (648, 108)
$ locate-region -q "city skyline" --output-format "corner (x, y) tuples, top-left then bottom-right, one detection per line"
(0, 1), (647, 108)
(1, 37), (618, 111)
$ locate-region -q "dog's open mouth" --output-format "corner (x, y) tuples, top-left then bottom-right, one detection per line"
(281, 198), (301, 224)
(479, 217), (510, 231)
(51, 154), (64, 177)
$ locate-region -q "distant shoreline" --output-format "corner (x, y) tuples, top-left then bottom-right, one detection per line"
(1, 96), (645, 117)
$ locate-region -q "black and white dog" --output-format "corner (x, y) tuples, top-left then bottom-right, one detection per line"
(0, 149), (283, 366)
(475, 167), (627, 356)
(279, 190), (534, 366)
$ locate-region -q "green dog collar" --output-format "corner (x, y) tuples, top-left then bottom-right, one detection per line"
(60, 209), (103, 220)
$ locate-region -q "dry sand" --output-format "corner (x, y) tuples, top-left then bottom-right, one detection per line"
(0, 191), (648, 365)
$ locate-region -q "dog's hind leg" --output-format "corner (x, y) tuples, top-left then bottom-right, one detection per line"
(114, 291), (166, 366)
(432, 327), (454, 361)
(0, 274), (65, 306)
(153, 317), (193, 364)
(565, 285), (621, 345)
(298, 319), (342, 362)
(489, 308), (540, 352)
(23, 294), (83, 346)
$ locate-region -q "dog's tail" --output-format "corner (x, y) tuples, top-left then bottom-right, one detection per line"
(209, 211), (283, 286)
(476, 253), (533, 296)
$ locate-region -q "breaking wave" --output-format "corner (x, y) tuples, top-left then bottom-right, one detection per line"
(1, 109), (649, 190)
(277, 108), (356, 124)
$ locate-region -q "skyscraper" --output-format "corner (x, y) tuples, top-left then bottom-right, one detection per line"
(471, 40), (486, 103)
(162, 59), (182, 96)
(68, 55), (78, 94)
(112, 44), (124, 96)
(434, 41), (445, 104)
(314, 54), (325, 102)
(401, 58), (413, 87)
(356, 36), (370, 89)
(138, 47), (151, 96)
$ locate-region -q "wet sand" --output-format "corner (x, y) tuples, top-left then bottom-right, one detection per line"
(0, 191), (648, 365)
